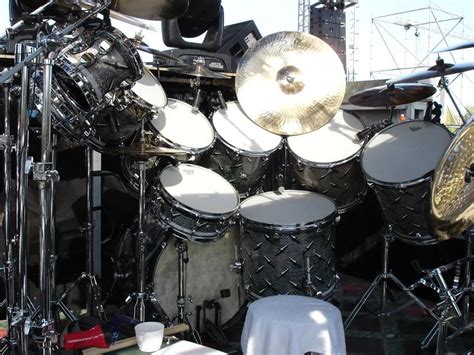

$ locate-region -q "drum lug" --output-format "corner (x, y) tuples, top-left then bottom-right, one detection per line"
(335, 215), (341, 224)
(230, 260), (243, 273)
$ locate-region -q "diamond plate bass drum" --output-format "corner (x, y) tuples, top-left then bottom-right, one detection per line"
(240, 190), (339, 299)
(361, 120), (452, 245)
(199, 101), (282, 198)
(287, 110), (367, 213)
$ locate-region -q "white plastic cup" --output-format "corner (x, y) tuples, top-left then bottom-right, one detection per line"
(134, 322), (165, 353)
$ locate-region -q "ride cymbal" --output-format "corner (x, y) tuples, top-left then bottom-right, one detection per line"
(431, 117), (474, 240)
(387, 59), (474, 84)
(111, 0), (189, 21)
(235, 31), (346, 136)
(348, 83), (437, 107)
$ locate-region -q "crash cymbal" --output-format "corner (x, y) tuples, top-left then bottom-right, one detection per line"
(435, 40), (474, 53)
(166, 62), (232, 79)
(235, 31), (346, 136)
(111, 0), (189, 21)
(138, 44), (181, 62)
(348, 83), (436, 107)
(104, 143), (187, 159)
(431, 117), (474, 241)
(387, 59), (474, 84)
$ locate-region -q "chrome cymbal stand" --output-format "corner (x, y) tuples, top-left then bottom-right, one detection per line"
(15, 42), (35, 355)
(344, 225), (439, 330)
(1, 69), (21, 354)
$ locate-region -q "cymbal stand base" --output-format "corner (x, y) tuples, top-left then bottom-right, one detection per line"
(344, 227), (437, 330)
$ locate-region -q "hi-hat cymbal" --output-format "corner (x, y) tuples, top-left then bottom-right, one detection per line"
(348, 83), (437, 107)
(435, 40), (474, 53)
(166, 62), (232, 79)
(235, 31), (346, 136)
(111, 0), (189, 21)
(431, 117), (474, 241)
(387, 59), (474, 84)
(103, 143), (187, 159)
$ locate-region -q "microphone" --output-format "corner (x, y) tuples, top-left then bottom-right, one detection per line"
(357, 120), (390, 141)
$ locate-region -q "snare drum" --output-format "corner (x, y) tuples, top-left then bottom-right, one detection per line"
(287, 110), (367, 213)
(361, 120), (452, 245)
(200, 101), (282, 197)
(240, 190), (338, 299)
(149, 164), (240, 242)
(32, 26), (143, 150)
(148, 99), (215, 159)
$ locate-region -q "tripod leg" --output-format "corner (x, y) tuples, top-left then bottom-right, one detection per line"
(344, 274), (383, 330)
(436, 321), (448, 355)
(88, 274), (107, 321)
(463, 229), (472, 326)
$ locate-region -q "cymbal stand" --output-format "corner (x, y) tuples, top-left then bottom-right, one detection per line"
(171, 239), (201, 344)
(1, 69), (21, 354)
(15, 42), (35, 355)
(438, 74), (466, 124)
(121, 121), (169, 322)
(51, 147), (106, 322)
(344, 225), (439, 330)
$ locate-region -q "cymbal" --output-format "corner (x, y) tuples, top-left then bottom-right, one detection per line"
(348, 83), (437, 107)
(431, 117), (474, 241)
(103, 143), (187, 159)
(138, 45), (181, 62)
(111, 0), (189, 21)
(435, 40), (474, 53)
(235, 31), (346, 136)
(166, 63), (232, 79)
(387, 60), (474, 84)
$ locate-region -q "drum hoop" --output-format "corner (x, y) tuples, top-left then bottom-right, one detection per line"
(211, 104), (283, 157)
(287, 141), (362, 168)
(240, 208), (338, 232)
(212, 127), (283, 158)
(156, 165), (240, 219)
(338, 183), (368, 214)
(360, 120), (452, 187)
(127, 68), (168, 112)
(148, 119), (216, 155)
(366, 169), (433, 188)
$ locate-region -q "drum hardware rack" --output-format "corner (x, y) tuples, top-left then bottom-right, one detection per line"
(0, 2), (112, 353)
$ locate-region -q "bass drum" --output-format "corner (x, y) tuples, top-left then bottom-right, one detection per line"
(152, 227), (246, 328)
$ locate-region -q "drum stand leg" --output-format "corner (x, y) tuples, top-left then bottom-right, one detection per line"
(171, 240), (201, 344)
(344, 226), (435, 330)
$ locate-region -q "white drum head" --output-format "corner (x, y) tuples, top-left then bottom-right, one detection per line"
(240, 190), (336, 225)
(362, 121), (452, 184)
(154, 228), (244, 324)
(150, 99), (215, 152)
(131, 67), (167, 108)
(160, 164), (239, 214)
(287, 110), (365, 163)
(213, 101), (282, 153)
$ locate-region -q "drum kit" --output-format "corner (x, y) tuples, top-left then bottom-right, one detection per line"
(0, 1), (473, 354)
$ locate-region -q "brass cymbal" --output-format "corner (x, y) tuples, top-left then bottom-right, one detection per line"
(431, 117), (474, 240)
(166, 62), (232, 79)
(348, 83), (437, 107)
(111, 0), (189, 21)
(387, 59), (474, 84)
(103, 143), (187, 159)
(235, 31), (346, 136)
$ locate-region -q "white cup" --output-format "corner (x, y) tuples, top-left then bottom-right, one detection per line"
(134, 322), (165, 353)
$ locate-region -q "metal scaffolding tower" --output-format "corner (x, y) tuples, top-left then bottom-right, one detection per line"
(298, 0), (311, 32)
